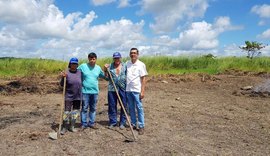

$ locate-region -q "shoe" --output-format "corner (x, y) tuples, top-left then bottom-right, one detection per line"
(70, 119), (77, 132)
(70, 126), (78, 132)
(60, 120), (68, 135)
(127, 125), (137, 131)
(108, 124), (116, 129)
(119, 125), (125, 130)
(80, 125), (87, 131)
(138, 128), (144, 135)
(89, 125), (98, 129)
(60, 127), (67, 135)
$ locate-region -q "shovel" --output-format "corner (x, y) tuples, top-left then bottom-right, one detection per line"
(49, 76), (66, 140)
(107, 68), (137, 141)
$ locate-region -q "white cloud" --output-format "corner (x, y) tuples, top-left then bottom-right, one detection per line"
(0, 0), (146, 59)
(184, 17), (241, 50)
(118, 0), (130, 8)
(0, 27), (24, 47)
(26, 6), (86, 39)
(38, 39), (90, 60)
(222, 44), (244, 57)
(251, 4), (270, 26)
(213, 16), (243, 32)
(148, 16), (241, 56)
(251, 4), (270, 18)
(140, 0), (209, 34)
(261, 45), (270, 56)
(258, 29), (270, 39)
(91, 0), (116, 6)
(258, 20), (266, 26)
(178, 21), (219, 50)
(0, 0), (261, 59)
(86, 19), (145, 49)
(32, 18), (145, 59)
(0, 0), (53, 24)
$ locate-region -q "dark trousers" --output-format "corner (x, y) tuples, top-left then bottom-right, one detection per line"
(65, 100), (81, 111)
(108, 88), (127, 126)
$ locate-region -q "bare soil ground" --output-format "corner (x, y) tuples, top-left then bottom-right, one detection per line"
(0, 73), (270, 155)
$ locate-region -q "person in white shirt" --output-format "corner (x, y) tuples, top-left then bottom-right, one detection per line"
(126, 47), (148, 135)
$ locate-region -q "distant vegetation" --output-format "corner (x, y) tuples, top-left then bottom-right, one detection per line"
(0, 57), (66, 78)
(239, 41), (267, 59)
(1, 56), (270, 78)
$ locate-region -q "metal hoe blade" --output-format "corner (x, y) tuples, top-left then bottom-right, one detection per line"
(48, 132), (58, 140)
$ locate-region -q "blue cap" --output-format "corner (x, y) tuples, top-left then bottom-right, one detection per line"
(113, 52), (121, 58)
(69, 57), (78, 64)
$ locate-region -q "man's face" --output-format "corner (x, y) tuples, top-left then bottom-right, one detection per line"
(88, 57), (96, 66)
(130, 50), (138, 61)
(70, 63), (78, 70)
(113, 58), (121, 65)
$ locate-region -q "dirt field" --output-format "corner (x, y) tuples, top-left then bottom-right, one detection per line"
(0, 73), (270, 155)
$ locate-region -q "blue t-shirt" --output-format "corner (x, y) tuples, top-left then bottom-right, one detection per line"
(78, 63), (105, 94)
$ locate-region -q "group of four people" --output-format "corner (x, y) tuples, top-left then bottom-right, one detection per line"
(60, 48), (147, 135)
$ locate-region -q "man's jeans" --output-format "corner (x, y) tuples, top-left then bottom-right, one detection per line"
(108, 88), (127, 126)
(81, 93), (98, 127)
(126, 92), (144, 128)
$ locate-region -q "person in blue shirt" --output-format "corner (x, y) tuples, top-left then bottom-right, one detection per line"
(78, 52), (106, 129)
(104, 52), (127, 130)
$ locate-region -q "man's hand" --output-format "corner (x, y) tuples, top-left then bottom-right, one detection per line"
(140, 92), (144, 99)
(60, 71), (67, 77)
(104, 64), (110, 71)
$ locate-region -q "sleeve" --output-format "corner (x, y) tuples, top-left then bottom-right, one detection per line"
(139, 63), (148, 77)
(60, 77), (64, 87)
(99, 66), (106, 79)
(77, 65), (83, 82)
(122, 62), (127, 75)
(77, 64), (82, 71)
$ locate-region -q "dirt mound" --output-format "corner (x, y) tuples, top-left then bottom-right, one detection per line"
(0, 73), (220, 95)
(233, 80), (270, 98)
(0, 75), (61, 95)
(147, 73), (221, 83)
(222, 69), (270, 78)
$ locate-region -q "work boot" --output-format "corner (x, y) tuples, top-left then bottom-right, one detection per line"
(108, 124), (116, 129)
(138, 128), (144, 135)
(89, 124), (98, 129)
(60, 120), (68, 135)
(70, 110), (79, 132)
(127, 124), (137, 130)
(119, 125), (125, 130)
(70, 119), (77, 132)
(61, 111), (70, 135)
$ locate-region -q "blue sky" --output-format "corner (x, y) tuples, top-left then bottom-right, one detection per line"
(0, 0), (270, 60)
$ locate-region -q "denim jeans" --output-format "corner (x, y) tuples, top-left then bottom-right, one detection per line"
(81, 93), (98, 127)
(108, 88), (127, 126)
(126, 92), (144, 128)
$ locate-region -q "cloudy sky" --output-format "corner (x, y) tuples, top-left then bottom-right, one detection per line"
(0, 0), (270, 60)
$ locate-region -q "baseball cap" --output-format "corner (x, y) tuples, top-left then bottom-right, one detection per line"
(69, 57), (79, 64)
(113, 52), (121, 58)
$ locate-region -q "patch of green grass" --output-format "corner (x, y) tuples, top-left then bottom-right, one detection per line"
(0, 58), (66, 78)
(1, 56), (270, 78)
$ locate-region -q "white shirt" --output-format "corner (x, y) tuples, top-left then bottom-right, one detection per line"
(126, 60), (148, 92)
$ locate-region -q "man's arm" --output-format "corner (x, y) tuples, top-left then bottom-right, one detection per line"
(140, 76), (146, 99)
(99, 67), (109, 81)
